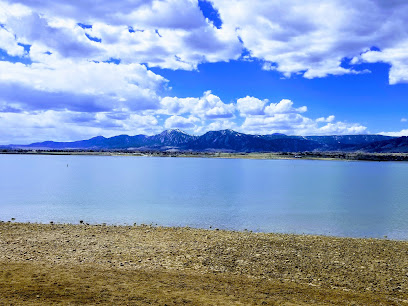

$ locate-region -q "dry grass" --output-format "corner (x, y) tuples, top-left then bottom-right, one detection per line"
(1, 222), (407, 305)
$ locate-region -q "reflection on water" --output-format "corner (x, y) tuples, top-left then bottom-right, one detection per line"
(1, 154), (408, 239)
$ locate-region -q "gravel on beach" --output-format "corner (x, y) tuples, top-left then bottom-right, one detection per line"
(1, 222), (407, 305)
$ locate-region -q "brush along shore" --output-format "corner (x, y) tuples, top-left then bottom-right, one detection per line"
(2, 149), (408, 162)
(1, 222), (407, 305)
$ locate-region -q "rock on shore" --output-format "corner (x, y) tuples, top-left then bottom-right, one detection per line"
(1, 222), (407, 304)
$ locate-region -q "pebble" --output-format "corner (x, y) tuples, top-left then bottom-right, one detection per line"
(1, 222), (407, 295)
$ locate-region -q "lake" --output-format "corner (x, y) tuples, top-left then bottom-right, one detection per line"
(1, 154), (408, 240)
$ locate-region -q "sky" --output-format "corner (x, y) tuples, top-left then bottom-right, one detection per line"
(0, 0), (408, 144)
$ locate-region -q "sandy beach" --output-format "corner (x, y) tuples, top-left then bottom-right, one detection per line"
(1, 222), (407, 305)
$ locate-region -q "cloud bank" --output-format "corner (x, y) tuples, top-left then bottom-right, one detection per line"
(1, 0), (407, 143)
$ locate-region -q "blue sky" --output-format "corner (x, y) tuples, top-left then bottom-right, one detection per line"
(0, 0), (407, 144)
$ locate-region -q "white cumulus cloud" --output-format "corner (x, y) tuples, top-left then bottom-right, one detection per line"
(0, 0), (241, 70)
(0, 110), (161, 144)
(164, 115), (200, 129)
(212, 0), (408, 83)
(0, 59), (167, 112)
(3, 0), (408, 82)
(316, 115), (335, 123)
(0, 0), (403, 143)
(237, 98), (366, 136)
(160, 91), (235, 119)
(236, 96), (267, 116)
(264, 99), (307, 115)
(379, 129), (408, 137)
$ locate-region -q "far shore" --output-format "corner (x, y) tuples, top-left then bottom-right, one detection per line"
(1, 222), (407, 304)
(2, 149), (408, 162)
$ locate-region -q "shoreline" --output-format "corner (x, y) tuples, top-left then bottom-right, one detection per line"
(1, 220), (404, 242)
(2, 150), (408, 162)
(1, 222), (407, 304)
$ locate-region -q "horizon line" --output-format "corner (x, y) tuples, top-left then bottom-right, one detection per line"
(3, 128), (397, 146)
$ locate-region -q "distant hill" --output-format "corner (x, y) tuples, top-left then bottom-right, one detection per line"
(15, 129), (196, 150)
(145, 129), (198, 147)
(358, 136), (408, 153)
(7, 129), (407, 153)
(258, 134), (393, 150)
(302, 135), (394, 151)
(188, 130), (321, 152)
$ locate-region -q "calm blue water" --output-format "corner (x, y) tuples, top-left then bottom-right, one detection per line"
(1, 154), (408, 239)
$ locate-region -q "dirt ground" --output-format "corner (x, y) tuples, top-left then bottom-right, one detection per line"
(1, 222), (407, 305)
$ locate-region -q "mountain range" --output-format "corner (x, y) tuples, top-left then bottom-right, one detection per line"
(4, 129), (407, 153)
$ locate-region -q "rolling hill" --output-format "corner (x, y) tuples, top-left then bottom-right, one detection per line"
(8, 129), (405, 153)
